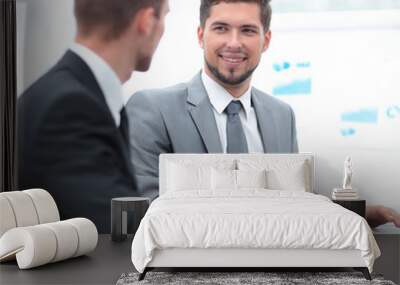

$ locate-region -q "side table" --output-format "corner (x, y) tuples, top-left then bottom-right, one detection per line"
(373, 224), (400, 284)
(332, 199), (366, 218)
(111, 197), (150, 242)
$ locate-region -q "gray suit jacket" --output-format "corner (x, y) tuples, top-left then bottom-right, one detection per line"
(127, 73), (298, 199)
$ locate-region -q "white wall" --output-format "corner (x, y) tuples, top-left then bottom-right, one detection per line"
(16, 0), (75, 94)
(17, 0), (400, 211)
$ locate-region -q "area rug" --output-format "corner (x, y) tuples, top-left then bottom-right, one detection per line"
(116, 272), (396, 285)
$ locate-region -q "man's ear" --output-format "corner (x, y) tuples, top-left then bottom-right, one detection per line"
(134, 7), (157, 37)
(197, 26), (205, 49)
(262, 30), (272, 52)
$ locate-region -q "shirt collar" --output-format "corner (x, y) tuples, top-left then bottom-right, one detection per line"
(201, 70), (252, 119)
(70, 43), (124, 126)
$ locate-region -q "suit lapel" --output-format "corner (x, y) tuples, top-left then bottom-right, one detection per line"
(252, 88), (279, 153)
(187, 73), (223, 153)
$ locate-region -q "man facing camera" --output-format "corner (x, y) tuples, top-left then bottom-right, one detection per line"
(127, 0), (297, 200)
(126, 0), (400, 229)
(18, 0), (169, 233)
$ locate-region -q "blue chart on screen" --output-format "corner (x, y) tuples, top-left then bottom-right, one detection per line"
(341, 108), (378, 124)
(386, 105), (400, 119)
(340, 108), (378, 137)
(272, 61), (311, 96)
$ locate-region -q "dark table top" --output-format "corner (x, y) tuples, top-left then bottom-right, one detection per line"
(0, 235), (134, 285)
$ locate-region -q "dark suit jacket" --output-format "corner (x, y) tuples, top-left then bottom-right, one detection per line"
(17, 51), (137, 233)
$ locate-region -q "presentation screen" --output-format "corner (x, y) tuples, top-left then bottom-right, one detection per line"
(124, 3), (400, 208)
(256, 10), (400, 153)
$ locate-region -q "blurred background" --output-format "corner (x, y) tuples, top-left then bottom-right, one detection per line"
(16, 0), (400, 210)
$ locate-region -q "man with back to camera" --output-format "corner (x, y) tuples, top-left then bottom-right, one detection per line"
(126, 0), (400, 228)
(17, 0), (169, 233)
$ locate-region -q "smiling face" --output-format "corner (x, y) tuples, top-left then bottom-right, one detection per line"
(198, 1), (271, 88)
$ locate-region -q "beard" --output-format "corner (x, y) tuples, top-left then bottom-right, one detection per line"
(205, 57), (258, 86)
(135, 56), (153, 72)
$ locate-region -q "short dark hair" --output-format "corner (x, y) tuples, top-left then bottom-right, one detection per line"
(200, 0), (272, 32)
(74, 0), (164, 40)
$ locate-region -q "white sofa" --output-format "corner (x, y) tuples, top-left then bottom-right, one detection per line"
(0, 189), (98, 269)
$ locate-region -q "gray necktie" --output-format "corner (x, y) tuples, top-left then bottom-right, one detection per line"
(225, 101), (248, 153)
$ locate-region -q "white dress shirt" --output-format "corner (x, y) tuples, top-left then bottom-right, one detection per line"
(201, 71), (264, 153)
(70, 43), (124, 127)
